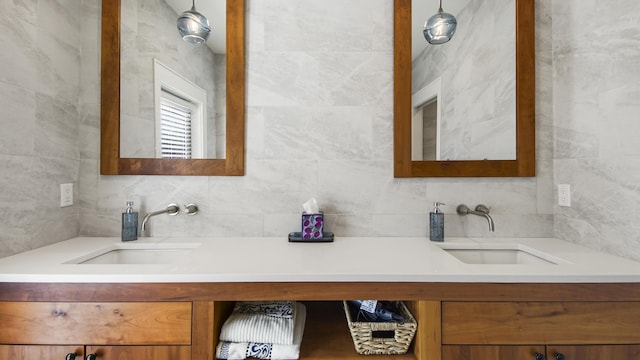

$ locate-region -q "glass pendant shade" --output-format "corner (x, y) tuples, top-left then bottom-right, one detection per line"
(177, 0), (211, 44)
(423, 1), (457, 45)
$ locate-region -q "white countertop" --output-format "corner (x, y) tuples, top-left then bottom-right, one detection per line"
(1, 236), (639, 283)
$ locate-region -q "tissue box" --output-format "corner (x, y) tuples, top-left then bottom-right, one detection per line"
(302, 212), (324, 239)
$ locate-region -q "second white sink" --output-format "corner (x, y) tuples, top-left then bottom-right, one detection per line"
(436, 243), (569, 265)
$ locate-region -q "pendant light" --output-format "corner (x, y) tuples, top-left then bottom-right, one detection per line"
(423, 0), (457, 45)
(177, 0), (211, 44)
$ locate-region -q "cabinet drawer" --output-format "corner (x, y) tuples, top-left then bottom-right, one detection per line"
(0, 302), (191, 345)
(442, 302), (640, 345)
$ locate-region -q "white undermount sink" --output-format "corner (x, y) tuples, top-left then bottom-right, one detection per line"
(65, 242), (201, 265)
(435, 243), (569, 265)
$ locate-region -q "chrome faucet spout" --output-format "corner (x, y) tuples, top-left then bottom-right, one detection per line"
(456, 204), (495, 232)
(140, 203), (180, 235)
(474, 205), (495, 232)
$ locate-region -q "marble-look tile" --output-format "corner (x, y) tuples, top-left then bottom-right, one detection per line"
(426, 178), (539, 215)
(536, 159), (555, 215)
(97, 175), (209, 216)
(555, 158), (640, 259)
(79, 0), (101, 113)
(535, 0), (554, 162)
(318, 160), (428, 215)
(0, 8), (38, 91)
(0, 155), (77, 257)
(447, 213), (554, 238)
(0, 0), (37, 25)
(264, 107), (374, 160)
(551, 0), (640, 261)
(246, 0), (265, 52)
(209, 159), (318, 215)
(154, 214), (264, 238)
(263, 0), (382, 52)
(371, 0), (393, 53)
(323, 214), (375, 237)
(246, 107), (265, 160)
(34, 93), (80, 160)
(78, 159), (99, 210)
(371, 214), (429, 237)
(79, 211), (121, 238)
(598, 86), (640, 158)
(263, 213), (302, 237)
(36, 29), (80, 104)
(246, 51), (320, 107)
(37, 0), (81, 49)
(371, 109), (393, 161)
(33, 157), (79, 215)
(0, 82), (35, 156)
(79, 118), (100, 161)
(315, 51), (393, 107)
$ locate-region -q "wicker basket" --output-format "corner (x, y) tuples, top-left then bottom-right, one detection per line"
(343, 301), (417, 355)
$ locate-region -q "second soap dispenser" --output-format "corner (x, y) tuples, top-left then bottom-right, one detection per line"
(429, 202), (445, 242)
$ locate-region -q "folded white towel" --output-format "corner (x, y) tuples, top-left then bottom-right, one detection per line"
(216, 302), (306, 360)
(220, 301), (296, 345)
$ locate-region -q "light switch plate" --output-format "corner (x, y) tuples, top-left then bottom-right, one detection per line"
(558, 184), (571, 207)
(60, 183), (73, 207)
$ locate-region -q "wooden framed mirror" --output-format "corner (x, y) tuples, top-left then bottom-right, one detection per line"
(101, 0), (245, 176)
(394, 0), (535, 177)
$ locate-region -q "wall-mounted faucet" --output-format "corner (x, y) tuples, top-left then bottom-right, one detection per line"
(140, 203), (180, 235)
(456, 204), (495, 232)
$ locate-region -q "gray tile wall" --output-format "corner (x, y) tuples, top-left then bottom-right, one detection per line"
(0, 1), (81, 258)
(552, 1), (640, 260)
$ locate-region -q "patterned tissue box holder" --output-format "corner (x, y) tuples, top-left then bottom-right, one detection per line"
(301, 212), (324, 240)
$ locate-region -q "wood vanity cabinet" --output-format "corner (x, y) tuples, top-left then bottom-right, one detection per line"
(441, 302), (640, 360)
(0, 302), (192, 360)
(443, 345), (640, 359)
(3, 283), (640, 360)
(0, 345), (85, 359)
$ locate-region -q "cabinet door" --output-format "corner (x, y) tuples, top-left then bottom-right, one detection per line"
(0, 345), (83, 359)
(549, 345), (640, 359)
(443, 345), (545, 359)
(85, 345), (191, 360)
(0, 302), (192, 345)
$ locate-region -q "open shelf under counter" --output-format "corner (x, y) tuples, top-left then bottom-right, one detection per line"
(300, 301), (417, 360)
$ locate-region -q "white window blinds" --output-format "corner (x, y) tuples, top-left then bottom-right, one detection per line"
(160, 97), (193, 159)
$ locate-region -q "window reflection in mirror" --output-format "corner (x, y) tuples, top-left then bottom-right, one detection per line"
(119, 0), (226, 160)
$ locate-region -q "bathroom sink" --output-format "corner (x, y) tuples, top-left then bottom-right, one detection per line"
(436, 243), (568, 265)
(65, 243), (201, 265)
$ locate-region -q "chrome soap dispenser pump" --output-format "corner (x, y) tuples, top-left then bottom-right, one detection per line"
(429, 202), (445, 242)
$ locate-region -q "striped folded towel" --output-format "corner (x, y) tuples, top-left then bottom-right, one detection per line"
(216, 302), (306, 360)
(219, 301), (297, 345)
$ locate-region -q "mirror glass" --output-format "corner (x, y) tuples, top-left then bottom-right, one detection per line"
(394, 0), (535, 177)
(101, 0), (245, 176)
(120, 0), (226, 159)
(411, 0), (515, 161)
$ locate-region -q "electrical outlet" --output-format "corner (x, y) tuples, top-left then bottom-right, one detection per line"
(558, 184), (571, 207)
(60, 183), (73, 207)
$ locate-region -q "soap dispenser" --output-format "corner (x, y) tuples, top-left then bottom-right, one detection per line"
(429, 202), (445, 242)
(121, 201), (138, 241)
